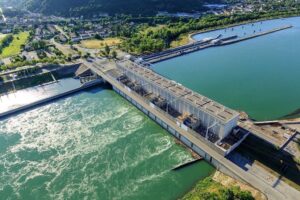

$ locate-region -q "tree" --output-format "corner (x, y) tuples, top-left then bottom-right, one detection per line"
(95, 34), (103, 40)
(220, 189), (234, 200)
(112, 50), (117, 59)
(235, 191), (254, 200)
(104, 45), (110, 56)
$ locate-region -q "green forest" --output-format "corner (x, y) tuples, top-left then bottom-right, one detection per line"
(22, 0), (222, 16)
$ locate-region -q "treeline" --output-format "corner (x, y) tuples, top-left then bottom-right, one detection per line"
(0, 34), (13, 53)
(24, 0), (220, 17)
(0, 57), (66, 72)
(122, 8), (300, 54)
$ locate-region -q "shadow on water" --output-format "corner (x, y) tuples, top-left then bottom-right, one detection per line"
(281, 108), (300, 119)
(0, 85), (110, 120)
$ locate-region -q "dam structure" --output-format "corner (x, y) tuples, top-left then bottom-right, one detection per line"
(82, 58), (247, 157)
(81, 58), (291, 199)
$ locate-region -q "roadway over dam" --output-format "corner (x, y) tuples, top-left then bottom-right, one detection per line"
(81, 58), (300, 200)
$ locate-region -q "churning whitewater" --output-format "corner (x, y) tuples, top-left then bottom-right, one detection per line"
(0, 88), (214, 200)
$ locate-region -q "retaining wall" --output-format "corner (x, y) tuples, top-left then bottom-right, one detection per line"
(0, 79), (103, 119)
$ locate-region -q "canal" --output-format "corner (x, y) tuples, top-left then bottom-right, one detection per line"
(153, 17), (300, 121)
(0, 87), (214, 200)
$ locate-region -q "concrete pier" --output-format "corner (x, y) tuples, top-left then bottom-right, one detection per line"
(221, 25), (293, 46)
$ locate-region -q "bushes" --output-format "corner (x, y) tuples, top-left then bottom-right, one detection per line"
(0, 34), (13, 53)
(0, 57), (65, 72)
(37, 51), (47, 59)
(182, 177), (254, 200)
(31, 40), (47, 50)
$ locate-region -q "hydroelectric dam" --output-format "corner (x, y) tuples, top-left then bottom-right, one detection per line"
(80, 57), (291, 200)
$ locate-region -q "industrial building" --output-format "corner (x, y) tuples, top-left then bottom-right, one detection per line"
(112, 60), (244, 153)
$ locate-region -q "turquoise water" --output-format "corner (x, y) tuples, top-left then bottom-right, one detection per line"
(193, 17), (294, 40)
(153, 17), (300, 121)
(0, 87), (214, 200)
(0, 78), (82, 114)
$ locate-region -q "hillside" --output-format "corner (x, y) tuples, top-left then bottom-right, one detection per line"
(23, 0), (223, 16)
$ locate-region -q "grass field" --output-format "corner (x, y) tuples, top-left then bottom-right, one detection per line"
(80, 38), (122, 49)
(170, 34), (190, 48)
(0, 32), (30, 58)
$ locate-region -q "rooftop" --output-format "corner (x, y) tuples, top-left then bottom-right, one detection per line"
(117, 60), (240, 123)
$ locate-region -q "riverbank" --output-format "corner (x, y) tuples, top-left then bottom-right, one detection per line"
(181, 171), (264, 200)
(143, 25), (291, 64)
(152, 16), (300, 121)
(170, 15), (300, 48)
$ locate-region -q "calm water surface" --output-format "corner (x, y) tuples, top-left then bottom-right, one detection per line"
(153, 17), (300, 120)
(0, 78), (81, 114)
(0, 87), (214, 200)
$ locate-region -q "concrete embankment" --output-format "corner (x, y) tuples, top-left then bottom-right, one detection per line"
(144, 34), (232, 63)
(221, 25), (293, 46)
(0, 64), (82, 94)
(144, 25), (292, 64)
(146, 44), (214, 63)
(0, 79), (103, 119)
(172, 158), (203, 171)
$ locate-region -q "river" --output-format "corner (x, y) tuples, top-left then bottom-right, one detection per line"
(0, 86), (214, 199)
(153, 16), (300, 121)
(2, 16), (299, 199)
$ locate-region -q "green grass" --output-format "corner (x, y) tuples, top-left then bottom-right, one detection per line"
(0, 32), (29, 58)
(181, 177), (254, 200)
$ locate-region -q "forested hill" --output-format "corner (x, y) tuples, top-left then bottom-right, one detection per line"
(22, 0), (223, 16)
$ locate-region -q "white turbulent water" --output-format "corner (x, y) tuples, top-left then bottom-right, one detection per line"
(0, 87), (214, 200)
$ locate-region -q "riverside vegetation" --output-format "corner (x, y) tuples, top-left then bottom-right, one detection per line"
(121, 7), (300, 54)
(182, 176), (254, 200)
